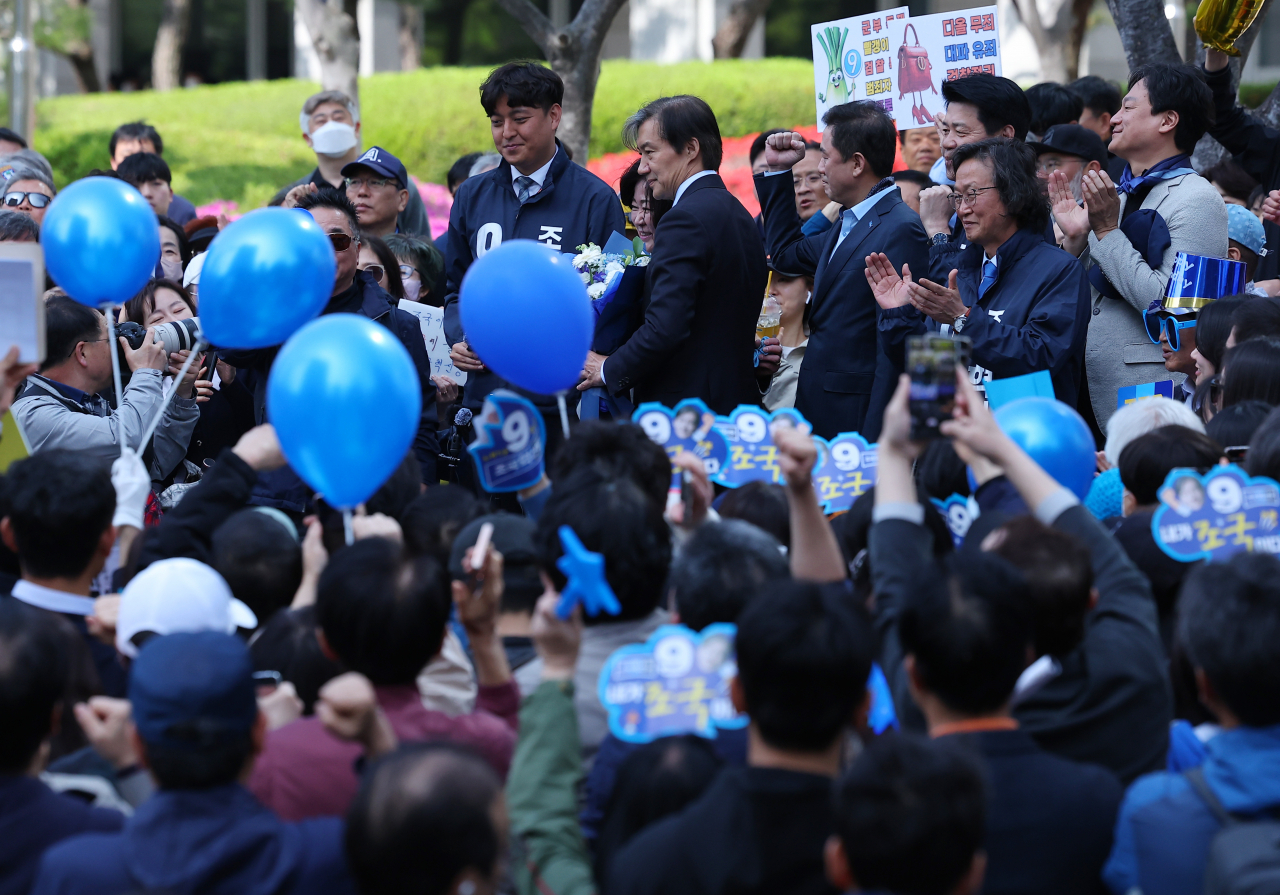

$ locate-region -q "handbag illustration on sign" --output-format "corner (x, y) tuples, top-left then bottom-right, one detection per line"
(897, 23), (937, 125)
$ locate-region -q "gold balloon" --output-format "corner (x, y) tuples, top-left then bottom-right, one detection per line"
(1195, 0), (1265, 55)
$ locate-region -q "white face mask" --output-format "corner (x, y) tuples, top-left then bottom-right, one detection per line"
(310, 120), (358, 157)
(402, 277), (421, 303)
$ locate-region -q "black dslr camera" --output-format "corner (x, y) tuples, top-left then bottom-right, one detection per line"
(115, 317), (202, 386)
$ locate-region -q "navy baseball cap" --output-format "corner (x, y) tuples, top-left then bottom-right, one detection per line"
(342, 146), (408, 190)
(129, 631), (258, 750)
(1027, 124), (1108, 169)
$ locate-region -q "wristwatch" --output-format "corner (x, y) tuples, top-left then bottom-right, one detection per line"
(930, 232), (952, 247)
(952, 311), (970, 333)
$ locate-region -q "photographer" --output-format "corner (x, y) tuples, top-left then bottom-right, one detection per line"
(12, 294), (198, 484)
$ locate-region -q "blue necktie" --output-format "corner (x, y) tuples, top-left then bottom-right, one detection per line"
(831, 209), (858, 257)
(515, 175), (538, 204)
(979, 258), (997, 298)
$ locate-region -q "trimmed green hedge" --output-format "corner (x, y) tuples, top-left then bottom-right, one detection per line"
(34, 58), (818, 209)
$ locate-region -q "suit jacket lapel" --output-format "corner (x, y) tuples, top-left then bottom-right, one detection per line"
(812, 209), (879, 311)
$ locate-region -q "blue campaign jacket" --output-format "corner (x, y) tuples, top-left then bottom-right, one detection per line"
(441, 141), (626, 410)
(30, 784), (356, 895)
(884, 227), (1090, 406)
(1104, 724), (1280, 895)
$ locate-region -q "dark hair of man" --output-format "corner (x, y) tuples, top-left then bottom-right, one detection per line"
(832, 486), (954, 601)
(941, 74), (1032, 141)
(42, 294), (103, 371)
(623, 95), (724, 172)
(1068, 75), (1122, 116)
(1193, 296), (1246, 374)
(988, 516), (1093, 657)
(1207, 400), (1271, 454)
(4, 450), (114, 579)
(110, 121), (163, 158)
(447, 152), (483, 192)
(834, 734), (985, 895)
(1248, 406), (1280, 480)
(315, 537), (452, 685)
(1118, 425), (1224, 506)
(401, 484), (485, 563)
(116, 151), (172, 186)
(749, 128), (789, 165)
(1128, 62), (1214, 154)
(123, 277), (195, 326)
(157, 214), (192, 265)
(535, 468), (671, 624)
(363, 233), (406, 301)
(296, 186), (360, 236)
(893, 168), (935, 187)
(716, 480), (791, 547)
(952, 138), (1050, 233)
(480, 62), (563, 116)
(1025, 82), (1084, 137)
(1222, 337), (1280, 408)
(735, 580), (873, 751)
(212, 510), (304, 624)
(0, 600), (69, 773)
(916, 438), (971, 499)
(346, 742), (501, 895)
(899, 551), (1032, 714)
(0, 209), (39, 242)
(0, 126), (28, 149)
(670, 519), (789, 631)
(1205, 159), (1259, 203)
(249, 605), (343, 714)
(596, 735), (722, 888)
(1179, 552), (1280, 726)
(821, 101), (897, 178)
(1231, 296), (1280, 344)
(549, 420), (671, 511)
(146, 732), (254, 790)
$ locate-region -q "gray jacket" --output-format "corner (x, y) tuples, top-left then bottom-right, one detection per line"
(1083, 172), (1227, 430)
(12, 370), (199, 483)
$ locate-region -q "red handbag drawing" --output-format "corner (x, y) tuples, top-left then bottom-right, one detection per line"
(897, 23), (937, 124)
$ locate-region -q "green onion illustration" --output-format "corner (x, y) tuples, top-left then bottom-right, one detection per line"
(816, 26), (850, 105)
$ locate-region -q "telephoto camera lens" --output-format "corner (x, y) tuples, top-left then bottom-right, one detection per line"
(151, 317), (201, 356)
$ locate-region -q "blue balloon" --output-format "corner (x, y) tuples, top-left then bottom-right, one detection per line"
(994, 397), (1096, 500)
(42, 177), (160, 307)
(267, 314), (421, 508)
(199, 207), (336, 349)
(460, 239), (592, 395)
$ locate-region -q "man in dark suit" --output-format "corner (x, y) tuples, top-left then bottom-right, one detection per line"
(755, 103), (928, 440)
(577, 95), (768, 415)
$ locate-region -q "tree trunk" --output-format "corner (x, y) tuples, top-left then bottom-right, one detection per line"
(440, 0), (473, 64)
(1013, 0), (1094, 82)
(399, 2), (423, 70)
(712, 0), (772, 59)
(495, 0), (630, 163)
(296, 0), (360, 104)
(151, 0), (191, 91)
(1103, 0), (1180, 69)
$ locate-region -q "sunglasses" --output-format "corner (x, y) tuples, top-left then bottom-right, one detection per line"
(1144, 310), (1196, 351)
(360, 264), (385, 282)
(3, 191), (50, 208)
(328, 232), (358, 252)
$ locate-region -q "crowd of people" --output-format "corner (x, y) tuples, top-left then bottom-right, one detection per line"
(2, 48), (1280, 895)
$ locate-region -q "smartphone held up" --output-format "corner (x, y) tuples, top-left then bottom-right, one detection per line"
(907, 334), (971, 440)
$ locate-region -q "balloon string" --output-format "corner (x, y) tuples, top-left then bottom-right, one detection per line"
(103, 304), (125, 454)
(135, 337), (207, 454)
(556, 392), (570, 439)
(343, 508), (355, 546)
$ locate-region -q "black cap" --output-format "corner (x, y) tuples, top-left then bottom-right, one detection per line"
(449, 513), (542, 605)
(1027, 124), (1107, 169)
(768, 259), (809, 279)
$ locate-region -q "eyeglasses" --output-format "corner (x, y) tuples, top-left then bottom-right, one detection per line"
(328, 232), (358, 252)
(1144, 309), (1197, 351)
(948, 187), (999, 209)
(344, 176), (397, 190)
(398, 264), (417, 280)
(1035, 158), (1081, 175)
(361, 264), (386, 282)
(3, 191), (50, 208)
(792, 172), (824, 188)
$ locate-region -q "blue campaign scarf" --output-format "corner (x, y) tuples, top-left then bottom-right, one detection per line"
(1087, 208), (1172, 301)
(1116, 154), (1196, 194)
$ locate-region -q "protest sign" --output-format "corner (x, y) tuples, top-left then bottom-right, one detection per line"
(812, 7), (910, 129)
(1152, 465), (1280, 562)
(884, 6), (1000, 130)
(812, 431), (878, 514)
(713, 405), (812, 488)
(1117, 379), (1177, 408)
(932, 493), (975, 546)
(633, 399), (730, 478)
(466, 390), (545, 492)
(397, 299), (468, 385)
(599, 623), (746, 743)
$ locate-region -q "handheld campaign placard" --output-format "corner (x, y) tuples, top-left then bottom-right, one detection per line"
(985, 370), (1055, 410)
(466, 390), (545, 492)
(633, 399), (730, 478)
(714, 406), (812, 488)
(1117, 380), (1177, 408)
(599, 623), (746, 743)
(397, 300), (469, 384)
(931, 494), (975, 547)
(812, 431), (878, 514)
(891, 6), (1000, 129)
(1151, 465), (1280, 562)
(812, 8), (910, 128)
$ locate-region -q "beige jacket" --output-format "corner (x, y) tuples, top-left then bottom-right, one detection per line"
(763, 340), (808, 411)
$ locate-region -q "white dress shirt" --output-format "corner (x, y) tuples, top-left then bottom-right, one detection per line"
(11, 579), (96, 616)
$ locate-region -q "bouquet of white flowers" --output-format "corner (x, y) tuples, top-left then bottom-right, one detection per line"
(571, 239), (650, 301)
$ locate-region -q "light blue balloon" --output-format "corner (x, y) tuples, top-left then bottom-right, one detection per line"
(42, 176), (160, 307)
(199, 207), (336, 349)
(267, 314), (421, 508)
(460, 239), (592, 395)
(994, 397), (1096, 501)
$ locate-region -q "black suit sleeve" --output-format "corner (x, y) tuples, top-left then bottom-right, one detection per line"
(604, 205), (706, 395)
(753, 171), (826, 275)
